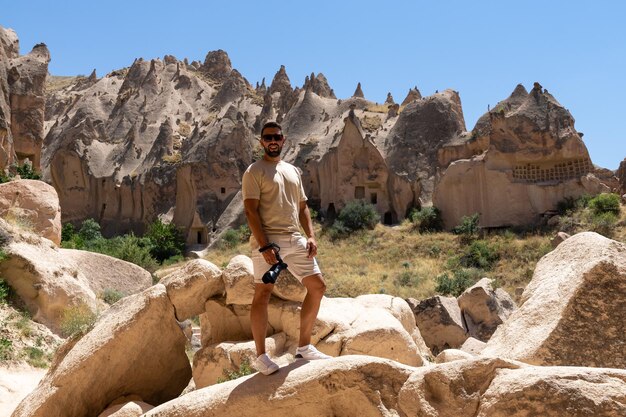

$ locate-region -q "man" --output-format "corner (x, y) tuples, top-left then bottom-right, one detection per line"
(242, 121), (331, 375)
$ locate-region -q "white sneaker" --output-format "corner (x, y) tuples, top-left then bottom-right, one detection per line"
(295, 344), (332, 360)
(253, 353), (279, 375)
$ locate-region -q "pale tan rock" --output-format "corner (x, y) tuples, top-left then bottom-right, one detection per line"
(482, 232), (626, 367)
(200, 299), (252, 345)
(193, 333), (287, 388)
(316, 296), (431, 366)
(145, 356), (415, 417)
(97, 401), (154, 417)
(0, 218), (97, 334)
(60, 248), (152, 297)
(11, 285), (191, 417)
(550, 231), (570, 248)
(460, 337), (487, 355)
(160, 259), (223, 320)
(272, 268), (306, 302)
(477, 366), (626, 416)
(0, 179), (61, 245)
(434, 348), (474, 364)
(409, 295), (468, 355)
(434, 83), (600, 229)
(398, 357), (522, 416)
(222, 255), (255, 305)
(457, 278), (516, 342)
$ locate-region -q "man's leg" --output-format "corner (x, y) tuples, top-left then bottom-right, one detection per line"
(298, 273), (326, 347)
(250, 283), (274, 355)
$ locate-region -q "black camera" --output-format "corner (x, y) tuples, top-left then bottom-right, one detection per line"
(259, 243), (288, 284)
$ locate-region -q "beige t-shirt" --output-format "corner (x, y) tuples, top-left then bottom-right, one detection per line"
(242, 159), (307, 236)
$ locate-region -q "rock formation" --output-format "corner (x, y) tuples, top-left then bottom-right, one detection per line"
(483, 232), (626, 368)
(457, 278), (516, 342)
(408, 295), (468, 355)
(12, 285), (191, 417)
(617, 157), (626, 194)
(433, 83), (611, 229)
(0, 179), (61, 244)
(0, 25), (50, 173)
(143, 356), (626, 416)
(401, 87), (422, 106)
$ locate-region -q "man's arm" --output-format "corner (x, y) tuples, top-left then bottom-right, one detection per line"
(299, 201), (317, 259)
(243, 198), (278, 265)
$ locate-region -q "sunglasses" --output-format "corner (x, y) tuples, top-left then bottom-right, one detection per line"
(261, 134), (284, 142)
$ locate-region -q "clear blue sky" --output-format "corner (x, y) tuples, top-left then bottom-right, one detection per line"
(4, 0), (625, 169)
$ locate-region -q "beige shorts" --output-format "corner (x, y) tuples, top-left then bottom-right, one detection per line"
(250, 234), (321, 284)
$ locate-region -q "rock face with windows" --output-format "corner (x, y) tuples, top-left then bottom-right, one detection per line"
(0, 26), (50, 173)
(433, 83), (610, 229)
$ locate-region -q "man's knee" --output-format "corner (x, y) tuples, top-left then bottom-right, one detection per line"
(252, 284), (273, 305)
(303, 274), (326, 296)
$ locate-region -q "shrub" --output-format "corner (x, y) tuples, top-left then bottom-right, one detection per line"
(336, 200), (379, 231)
(102, 234), (158, 272)
(219, 224), (251, 249)
(0, 337), (13, 361)
(326, 219), (351, 240)
(25, 346), (47, 368)
(60, 304), (97, 338)
(78, 219), (103, 242)
(460, 240), (500, 270)
(61, 223), (76, 243)
(452, 213), (480, 242)
(217, 359), (254, 383)
(102, 288), (125, 305)
(435, 268), (480, 297)
(0, 279), (10, 304)
(145, 219), (185, 262)
(589, 212), (618, 237)
(588, 193), (621, 216)
(410, 206), (443, 233)
(15, 162), (41, 180)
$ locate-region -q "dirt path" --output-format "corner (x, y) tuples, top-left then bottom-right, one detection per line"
(0, 364), (46, 417)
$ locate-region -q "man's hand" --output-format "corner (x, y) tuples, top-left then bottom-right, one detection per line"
(306, 237), (318, 259)
(261, 247), (279, 265)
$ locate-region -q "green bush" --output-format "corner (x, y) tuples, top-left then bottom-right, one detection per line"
(25, 346), (47, 368)
(219, 224), (251, 249)
(410, 206), (443, 233)
(337, 200), (379, 231)
(589, 212), (618, 237)
(452, 213), (480, 242)
(326, 219), (351, 240)
(0, 279), (10, 304)
(145, 219), (186, 262)
(61, 223), (76, 242)
(15, 162), (41, 180)
(101, 234), (158, 272)
(78, 219), (103, 241)
(460, 240), (500, 270)
(0, 337), (13, 361)
(435, 269), (481, 297)
(588, 193), (621, 216)
(102, 288), (125, 305)
(60, 304), (97, 338)
(217, 359), (254, 383)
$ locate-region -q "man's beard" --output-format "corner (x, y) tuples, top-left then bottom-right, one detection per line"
(264, 146), (282, 157)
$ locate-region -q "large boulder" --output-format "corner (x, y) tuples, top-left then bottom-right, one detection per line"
(146, 356), (415, 417)
(398, 356), (626, 417)
(0, 179), (61, 245)
(0, 218), (97, 334)
(457, 278), (516, 342)
(12, 284), (191, 417)
(160, 259), (224, 320)
(144, 355), (626, 417)
(193, 333), (287, 389)
(60, 248), (153, 297)
(408, 295), (468, 354)
(222, 255), (255, 305)
(482, 232), (626, 367)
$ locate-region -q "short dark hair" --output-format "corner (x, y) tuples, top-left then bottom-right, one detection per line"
(261, 121), (283, 136)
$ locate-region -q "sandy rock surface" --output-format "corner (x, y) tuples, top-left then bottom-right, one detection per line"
(483, 232), (626, 367)
(0, 180), (61, 245)
(0, 365), (46, 417)
(11, 285), (191, 417)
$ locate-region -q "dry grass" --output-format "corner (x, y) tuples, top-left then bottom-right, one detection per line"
(46, 75), (79, 93)
(201, 221), (572, 302)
